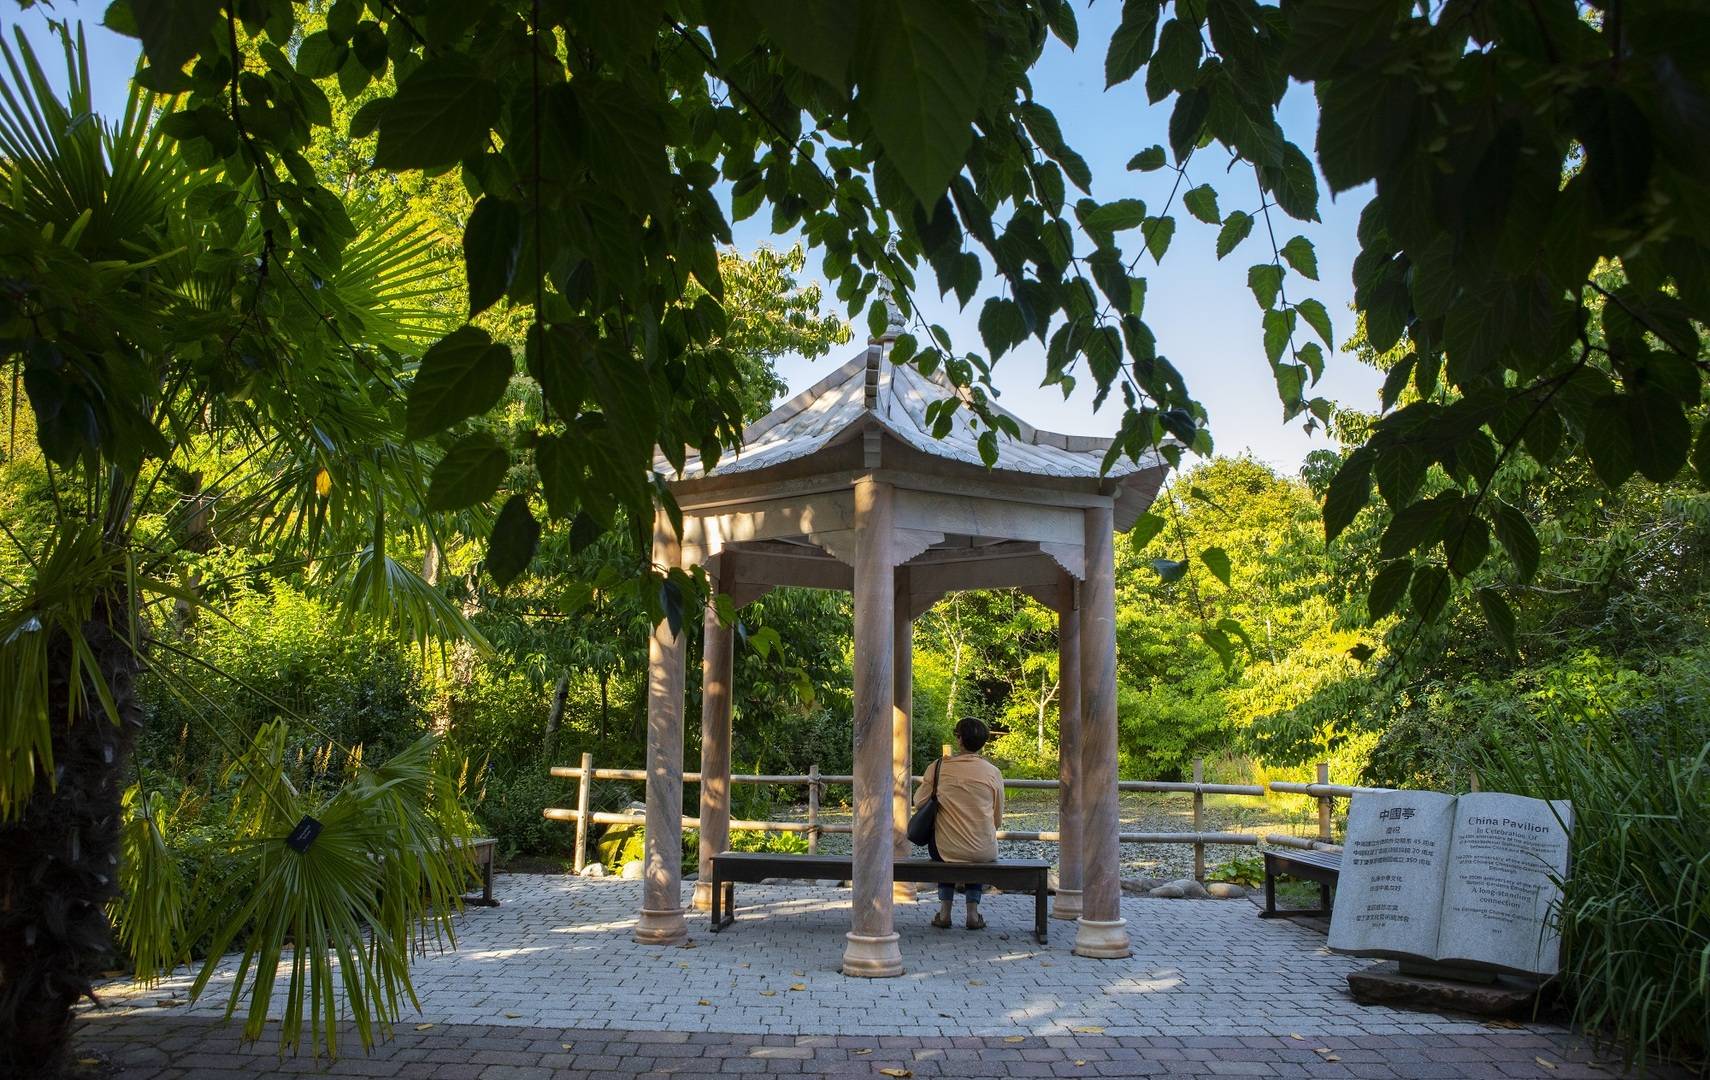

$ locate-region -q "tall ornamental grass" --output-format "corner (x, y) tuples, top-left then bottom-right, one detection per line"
(1482, 697), (1709, 1070)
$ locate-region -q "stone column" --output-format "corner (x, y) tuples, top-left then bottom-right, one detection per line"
(1075, 502), (1130, 958)
(843, 478), (904, 977)
(636, 513), (688, 945)
(1053, 573), (1084, 920)
(892, 570), (915, 904)
(693, 558), (735, 913)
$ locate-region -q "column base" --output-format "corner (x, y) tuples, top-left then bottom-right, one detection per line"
(841, 931), (904, 978)
(1073, 917), (1131, 958)
(635, 905), (688, 945)
(1051, 887), (1083, 920)
(691, 880), (713, 912)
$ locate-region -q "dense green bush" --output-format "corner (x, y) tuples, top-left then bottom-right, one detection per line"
(1480, 674), (1709, 1069)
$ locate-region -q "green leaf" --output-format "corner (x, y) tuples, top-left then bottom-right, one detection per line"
(1477, 588), (1518, 656)
(427, 432), (509, 511)
(1127, 145), (1167, 172)
(1296, 297), (1333, 348)
(1367, 561), (1412, 619)
(1128, 510), (1166, 549)
(406, 328), (513, 439)
(297, 31), (348, 79)
(1105, 0), (1160, 88)
(978, 298), (1026, 360)
(1279, 236), (1318, 279)
(1622, 390), (1692, 484)
(1143, 215), (1175, 263)
(1492, 501), (1540, 582)
(1168, 87), (1210, 162)
(1248, 264), (1283, 310)
(1583, 402), (1636, 488)
(374, 56), (499, 170)
(1148, 558), (1189, 583)
(753, 1), (856, 87)
(1263, 308), (1295, 365)
(127, 0), (218, 73)
(1380, 353), (1414, 411)
(1215, 212), (1253, 259)
(1444, 512), (1490, 578)
(1409, 563), (1450, 623)
(1695, 418), (1710, 487)
(463, 197), (521, 318)
(855, 0), (987, 204)
(1147, 18), (1201, 103)
(1323, 447), (1373, 543)
(487, 495), (541, 587)
(1078, 197), (1148, 235)
(1199, 626), (1235, 671)
(1200, 546), (1232, 587)
(1183, 185), (1221, 224)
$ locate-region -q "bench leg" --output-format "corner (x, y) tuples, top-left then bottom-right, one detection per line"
(482, 857), (495, 906)
(1035, 884), (1048, 945)
(721, 881), (735, 929)
(1259, 867), (1280, 919)
(710, 872), (722, 931)
(1319, 880), (1332, 915)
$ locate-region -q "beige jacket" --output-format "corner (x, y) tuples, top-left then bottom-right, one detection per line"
(914, 752), (1004, 863)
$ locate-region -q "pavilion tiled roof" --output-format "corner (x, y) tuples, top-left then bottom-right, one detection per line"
(664, 344), (1170, 530)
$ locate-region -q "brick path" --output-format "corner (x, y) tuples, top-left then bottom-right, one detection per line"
(74, 1012), (1663, 1079)
(78, 876), (1687, 1077)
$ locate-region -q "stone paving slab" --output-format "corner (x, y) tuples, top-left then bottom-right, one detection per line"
(95, 876), (1536, 1040)
(75, 1012), (1683, 1080)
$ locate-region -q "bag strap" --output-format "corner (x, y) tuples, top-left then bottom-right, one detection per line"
(929, 757), (943, 799)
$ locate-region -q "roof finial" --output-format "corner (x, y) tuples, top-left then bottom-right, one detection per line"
(874, 236), (904, 343)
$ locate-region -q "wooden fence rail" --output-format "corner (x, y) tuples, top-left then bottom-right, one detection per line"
(544, 754), (1348, 879)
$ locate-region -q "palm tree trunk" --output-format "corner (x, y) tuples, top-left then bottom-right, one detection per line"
(0, 596), (143, 1078)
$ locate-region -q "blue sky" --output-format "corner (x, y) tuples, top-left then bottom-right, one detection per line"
(7, 1), (1377, 474)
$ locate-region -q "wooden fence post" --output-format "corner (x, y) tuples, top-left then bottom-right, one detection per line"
(1315, 761), (1332, 845)
(573, 751), (593, 874)
(807, 763), (821, 854)
(1192, 757), (1205, 882)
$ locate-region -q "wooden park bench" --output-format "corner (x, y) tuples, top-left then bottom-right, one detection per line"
(707, 851), (1050, 944)
(461, 836), (499, 907)
(1258, 847), (1340, 919)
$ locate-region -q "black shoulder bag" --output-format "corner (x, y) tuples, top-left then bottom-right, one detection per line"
(906, 758), (943, 846)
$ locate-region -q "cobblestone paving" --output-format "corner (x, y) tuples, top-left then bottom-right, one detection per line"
(75, 1012), (1671, 1079)
(81, 876), (1683, 1078)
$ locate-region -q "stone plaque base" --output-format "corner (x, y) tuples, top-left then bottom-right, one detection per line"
(1347, 961), (1542, 1018)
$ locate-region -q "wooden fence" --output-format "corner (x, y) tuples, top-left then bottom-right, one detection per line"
(544, 754), (1354, 882)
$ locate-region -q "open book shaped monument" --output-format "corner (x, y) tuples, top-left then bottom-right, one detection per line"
(1328, 790), (1573, 978)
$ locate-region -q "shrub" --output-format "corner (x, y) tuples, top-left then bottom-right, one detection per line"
(1481, 690), (1709, 1069)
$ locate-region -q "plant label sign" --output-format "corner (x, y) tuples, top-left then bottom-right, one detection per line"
(1328, 790), (1573, 977)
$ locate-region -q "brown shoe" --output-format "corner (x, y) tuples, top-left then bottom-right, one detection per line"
(966, 909), (986, 931)
(931, 911), (952, 929)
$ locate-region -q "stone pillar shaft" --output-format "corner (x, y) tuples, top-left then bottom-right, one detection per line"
(637, 513), (688, 945)
(693, 560), (735, 913)
(892, 579), (914, 903)
(843, 478), (904, 977)
(1075, 502), (1130, 958)
(1053, 573), (1084, 920)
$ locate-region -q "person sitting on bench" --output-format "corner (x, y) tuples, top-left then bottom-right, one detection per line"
(917, 718), (1005, 930)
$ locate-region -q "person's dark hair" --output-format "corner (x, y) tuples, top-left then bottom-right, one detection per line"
(954, 718), (989, 753)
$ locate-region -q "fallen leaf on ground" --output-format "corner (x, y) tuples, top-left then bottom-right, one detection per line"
(697, 999), (711, 1006)
(1324, 1054), (1341, 1062)
(77, 1058), (101, 1066)
(1074, 1060), (1086, 1067)
(758, 990), (776, 997)
(853, 1048), (873, 1056)
(560, 1043), (574, 1051)
(1536, 1058), (1558, 1071)
(1485, 1018), (1522, 1029)
(503, 1012), (524, 1019)
(1003, 1036), (1026, 1043)
(792, 970), (804, 977)
(879, 1069), (912, 1078)
(789, 984), (806, 992)
(155, 999), (182, 1007)
(1070, 1026), (1104, 1034)
(1312, 1048), (1333, 1055)
(967, 979), (985, 987)
(1289, 1033), (1303, 1040)
(414, 1023), (435, 1031)
(678, 942), (697, 949)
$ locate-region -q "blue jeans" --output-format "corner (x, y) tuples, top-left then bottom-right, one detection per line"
(928, 836), (983, 904)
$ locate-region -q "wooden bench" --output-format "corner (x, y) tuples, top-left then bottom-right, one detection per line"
(1259, 847), (1339, 919)
(708, 852), (1050, 944)
(461, 837), (499, 907)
